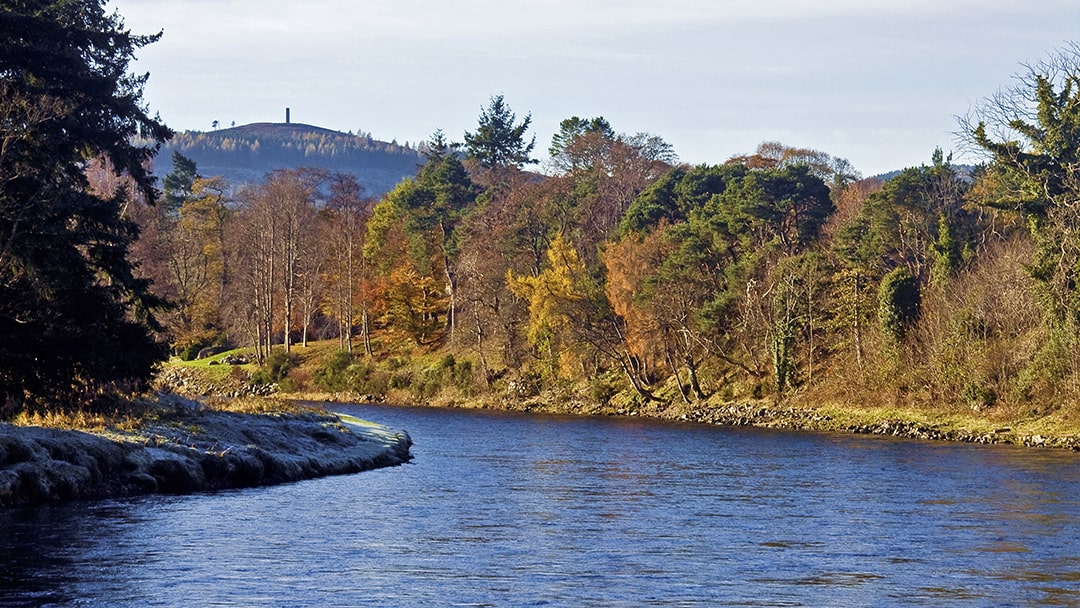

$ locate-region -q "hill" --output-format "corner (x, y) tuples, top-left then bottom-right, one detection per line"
(153, 122), (424, 196)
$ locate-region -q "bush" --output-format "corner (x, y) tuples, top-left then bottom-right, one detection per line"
(251, 350), (299, 386)
(175, 332), (228, 361)
(878, 267), (921, 352)
(313, 351), (355, 392)
(588, 377), (618, 405)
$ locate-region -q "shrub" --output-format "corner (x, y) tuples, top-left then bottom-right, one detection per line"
(878, 267), (920, 352)
(313, 351), (355, 392)
(588, 377), (617, 405)
(251, 350), (299, 386)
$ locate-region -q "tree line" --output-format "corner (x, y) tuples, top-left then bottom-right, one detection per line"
(140, 41), (1080, 414)
(4, 0), (1080, 417)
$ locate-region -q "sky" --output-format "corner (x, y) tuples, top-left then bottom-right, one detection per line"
(107, 0), (1079, 177)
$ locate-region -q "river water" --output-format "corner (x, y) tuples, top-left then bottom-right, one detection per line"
(3, 403), (1080, 607)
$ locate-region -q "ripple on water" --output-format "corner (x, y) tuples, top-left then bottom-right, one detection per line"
(2, 403), (1080, 607)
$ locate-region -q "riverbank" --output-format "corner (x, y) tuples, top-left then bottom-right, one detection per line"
(298, 385), (1080, 451)
(0, 395), (412, 507)
(161, 348), (1080, 452)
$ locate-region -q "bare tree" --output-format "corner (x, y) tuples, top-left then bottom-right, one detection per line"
(227, 169), (326, 359)
(324, 173), (374, 354)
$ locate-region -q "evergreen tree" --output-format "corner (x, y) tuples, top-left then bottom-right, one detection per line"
(548, 116), (615, 174)
(0, 0), (171, 412)
(966, 43), (1080, 330)
(463, 95), (537, 170)
(162, 151), (199, 212)
(365, 148), (480, 344)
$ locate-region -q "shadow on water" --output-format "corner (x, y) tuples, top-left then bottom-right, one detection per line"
(0, 500), (161, 607)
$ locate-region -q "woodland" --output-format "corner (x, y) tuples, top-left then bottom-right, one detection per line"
(136, 44), (1080, 419)
(3, 0), (1080, 423)
(155, 123), (423, 196)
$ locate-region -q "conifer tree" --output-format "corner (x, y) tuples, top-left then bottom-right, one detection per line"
(0, 0), (171, 412)
(464, 95), (537, 170)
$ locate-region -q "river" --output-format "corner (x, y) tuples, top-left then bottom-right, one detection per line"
(2, 403), (1080, 607)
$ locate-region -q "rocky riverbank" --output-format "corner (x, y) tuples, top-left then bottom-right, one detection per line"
(666, 401), (1080, 450)
(437, 393), (1080, 451)
(0, 397), (412, 507)
(157, 358), (1080, 452)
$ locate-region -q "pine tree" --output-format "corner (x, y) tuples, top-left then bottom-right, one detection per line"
(0, 1), (171, 412)
(463, 95), (537, 170)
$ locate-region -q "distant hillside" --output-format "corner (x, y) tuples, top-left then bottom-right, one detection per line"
(152, 123), (423, 196)
(870, 164), (978, 183)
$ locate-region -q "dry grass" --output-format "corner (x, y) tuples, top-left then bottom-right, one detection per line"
(11, 405), (148, 432)
(7, 391), (327, 433)
(201, 396), (327, 416)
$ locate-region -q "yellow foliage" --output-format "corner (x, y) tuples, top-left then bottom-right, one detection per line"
(507, 233), (589, 374)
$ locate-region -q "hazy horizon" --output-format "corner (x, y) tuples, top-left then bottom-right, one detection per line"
(109, 0), (1079, 176)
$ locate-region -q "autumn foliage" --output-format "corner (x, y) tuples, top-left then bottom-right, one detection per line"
(127, 46), (1080, 416)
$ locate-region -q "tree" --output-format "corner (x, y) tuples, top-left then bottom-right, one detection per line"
(727, 141), (861, 193)
(878, 267), (920, 354)
(225, 169), (326, 359)
(464, 95), (537, 171)
(365, 148), (479, 345)
(454, 172), (553, 374)
(548, 116), (615, 174)
(134, 171), (230, 359)
(964, 43), (1080, 331)
(420, 129), (459, 164)
(0, 1), (171, 411)
(162, 151), (198, 212)
(605, 227), (708, 403)
(615, 161), (835, 396)
(508, 233), (654, 397)
(324, 173), (374, 354)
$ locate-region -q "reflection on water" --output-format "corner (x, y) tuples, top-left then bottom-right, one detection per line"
(3, 404), (1080, 607)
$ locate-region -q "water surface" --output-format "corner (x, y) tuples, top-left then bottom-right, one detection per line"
(3, 403), (1080, 606)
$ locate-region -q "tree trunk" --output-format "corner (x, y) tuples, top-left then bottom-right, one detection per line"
(687, 356), (706, 401)
(665, 348), (692, 405)
(361, 305), (372, 356)
(854, 271), (865, 366)
(620, 354), (657, 402)
(473, 306), (492, 385)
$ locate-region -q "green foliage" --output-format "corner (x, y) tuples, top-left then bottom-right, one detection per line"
(312, 351), (356, 392)
(930, 213), (962, 286)
(969, 44), (1080, 331)
(464, 95), (537, 170)
(840, 157), (971, 281)
(364, 146), (479, 345)
(311, 350), (479, 399)
(878, 268), (921, 351)
(620, 164), (745, 235)
(0, 0), (171, 411)
(587, 375), (619, 405)
(176, 333), (228, 362)
(548, 116), (615, 173)
(162, 152), (199, 212)
(251, 350), (299, 386)
(410, 355), (476, 399)
(311, 351), (390, 394)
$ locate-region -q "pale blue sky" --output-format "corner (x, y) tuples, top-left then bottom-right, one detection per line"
(109, 0), (1078, 176)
